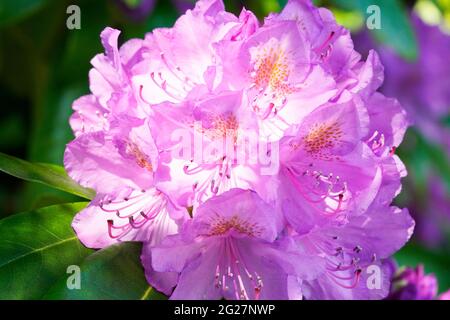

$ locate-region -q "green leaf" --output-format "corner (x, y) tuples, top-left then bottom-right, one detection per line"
(0, 202), (92, 299)
(45, 242), (167, 300)
(0, 152), (95, 200)
(0, 0), (49, 28)
(331, 0), (418, 61)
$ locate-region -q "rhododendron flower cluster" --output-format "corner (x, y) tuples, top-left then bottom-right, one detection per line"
(64, 0), (414, 300)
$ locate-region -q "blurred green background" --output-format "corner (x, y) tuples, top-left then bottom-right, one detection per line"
(0, 0), (449, 295)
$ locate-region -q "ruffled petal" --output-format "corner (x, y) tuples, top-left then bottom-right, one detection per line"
(141, 243), (179, 296)
(72, 188), (182, 248)
(69, 95), (109, 136)
(64, 121), (155, 193)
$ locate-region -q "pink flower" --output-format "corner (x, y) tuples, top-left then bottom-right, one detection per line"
(148, 91), (279, 209)
(217, 10), (338, 140)
(150, 189), (323, 299)
(65, 115), (188, 294)
(134, 0), (258, 105)
(292, 205), (414, 299)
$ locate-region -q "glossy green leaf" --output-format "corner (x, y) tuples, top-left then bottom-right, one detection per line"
(0, 152), (95, 200)
(331, 0), (418, 60)
(0, 202), (92, 299)
(0, 0), (49, 27)
(45, 242), (166, 300)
